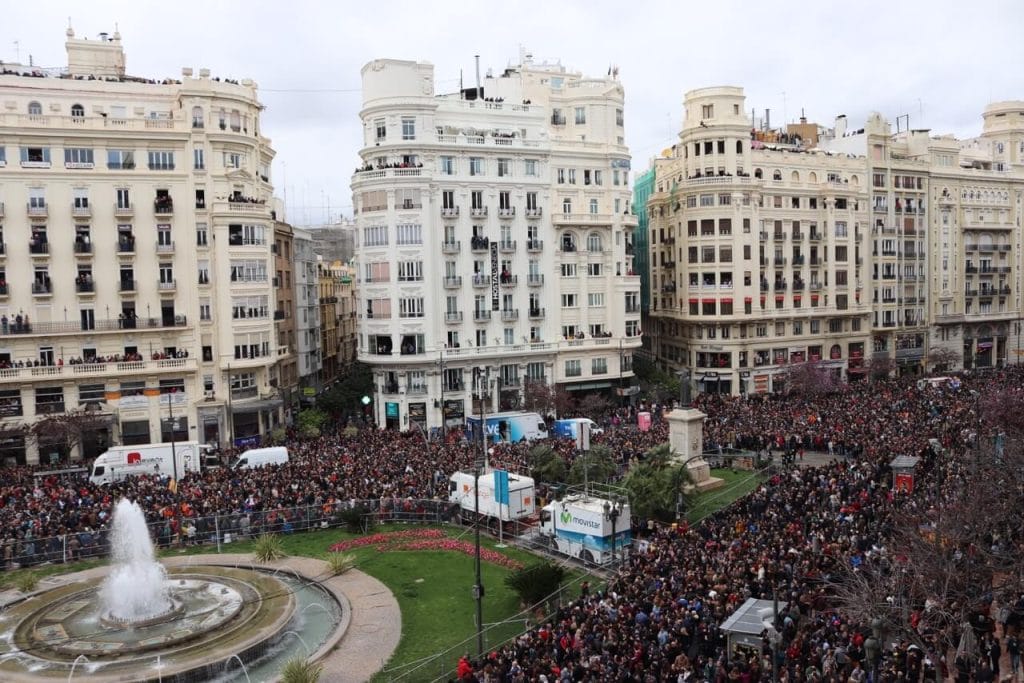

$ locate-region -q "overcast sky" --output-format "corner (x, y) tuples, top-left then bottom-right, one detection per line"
(3, 0), (1022, 226)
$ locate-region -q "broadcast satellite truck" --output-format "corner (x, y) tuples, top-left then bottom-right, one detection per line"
(538, 493), (632, 565)
(465, 411), (548, 444)
(449, 469), (536, 523)
(90, 441), (214, 485)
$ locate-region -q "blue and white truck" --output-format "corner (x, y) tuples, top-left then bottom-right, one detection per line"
(465, 411), (548, 444)
(538, 494), (632, 565)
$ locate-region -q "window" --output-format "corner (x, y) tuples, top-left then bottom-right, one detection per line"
(561, 293), (578, 307)
(574, 106), (586, 125)
(588, 292), (605, 307)
(440, 156), (455, 175)
(147, 151), (174, 170)
(524, 159), (538, 176)
(497, 158), (510, 177)
(562, 198), (572, 214)
(396, 223), (422, 245)
(196, 224), (208, 246)
(224, 152), (241, 169)
(594, 170), (602, 186)
(108, 149), (135, 170)
(362, 225), (388, 247)
(159, 263), (174, 285)
(592, 358), (608, 374)
(20, 146), (51, 165)
(589, 198), (599, 214)
(28, 101), (42, 116)
(231, 295), (269, 319)
(469, 157), (483, 176)
(229, 259), (268, 282)
(701, 104), (714, 119)
(557, 168), (566, 184)
(401, 117), (415, 140)
(64, 148), (94, 167)
(374, 118), (386, 141)
(397, 261), (423, 282)
(367, 298), (391, 319)
(565, 360), (582, 377)
(587, 263), (602, 276)
(616, 108), (624, 126)
(399, 297), (425, 318)
(568, 169), (577, 184)
(561, 263), (577, 277)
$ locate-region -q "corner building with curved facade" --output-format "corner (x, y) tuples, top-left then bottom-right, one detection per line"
(353, 58), (641, 431)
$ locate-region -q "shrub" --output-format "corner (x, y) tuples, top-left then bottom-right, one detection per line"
(325, 552), (356, 576)
(338, 506), (371, 534)
(14, 573), (38, 593)
(504, 562), (566, 608)
(280, 656), (323, 683)
(253, 533), (286, 563)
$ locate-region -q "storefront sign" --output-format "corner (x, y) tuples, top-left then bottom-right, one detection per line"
(385, 402), (400, 419)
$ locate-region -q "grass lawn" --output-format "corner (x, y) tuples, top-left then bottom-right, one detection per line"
(686, 468), (766, 523)
(0, 524), (576, 683)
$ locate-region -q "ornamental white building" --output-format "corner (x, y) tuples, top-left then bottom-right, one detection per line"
(352, 57), (642, 431)
(0, 29), (286, 464)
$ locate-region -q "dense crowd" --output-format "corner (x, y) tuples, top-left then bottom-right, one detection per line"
(1, 367), (1022, 681)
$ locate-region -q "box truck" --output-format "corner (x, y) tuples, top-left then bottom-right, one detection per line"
(89, 441), (214, 485)
(538, 494), (632, 565)
(465, 411), (548, 444)
(449, 469), (536, 523)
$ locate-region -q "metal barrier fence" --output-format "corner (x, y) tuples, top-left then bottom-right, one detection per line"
(2, 498), (470, 570)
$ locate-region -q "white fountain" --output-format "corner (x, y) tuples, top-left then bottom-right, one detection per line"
(97, 499), (173, 623)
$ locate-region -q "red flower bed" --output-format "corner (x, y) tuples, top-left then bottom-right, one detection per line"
(328, 528), (522, 569)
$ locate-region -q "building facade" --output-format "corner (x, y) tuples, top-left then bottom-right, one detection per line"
(273, 220), (298, 422)
(646, 86), (1024, 395)
(317, 257), (341, 386)
(0, 30), (284, 463)
(352, 57), (641, 431)
(631, 166), (655, 355)
(293, 228), (322, 405)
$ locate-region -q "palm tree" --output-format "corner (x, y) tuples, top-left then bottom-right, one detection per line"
(623, 443), (692, 522)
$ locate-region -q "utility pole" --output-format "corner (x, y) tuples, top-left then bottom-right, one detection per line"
(164, 393), (180, 547)
(472, 366), (489, 659)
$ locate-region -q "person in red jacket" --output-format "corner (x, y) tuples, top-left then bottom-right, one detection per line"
(456, 654), (473, 679)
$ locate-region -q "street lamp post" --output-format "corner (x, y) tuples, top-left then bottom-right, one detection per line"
(471, 366), (492, 660)
(162, 393), (181, 547)
(603, 498), (623, 566)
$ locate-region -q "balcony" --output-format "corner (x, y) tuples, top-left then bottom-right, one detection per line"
(500, 275), (518, 287)
(32, 282), (52, 296)
(759, 232), (768, 241)
(71, 203), (92, 218)
(792, 256), (804, 266)
(445, 311), (463, 323)
(117, 238), (136, 254)
(470, 206), (488, 218)
(473, 310), (492, 322)
(74, 241), (93, 256)
(441, 240), (461, 254)
(792, 232), (805, 240)
(153, 199), (174, 215)
(0, 284), (7, 296)
(29, 242), (49, 257)
(158, 279), (177, 292)
(662, 284), (676, 293)
(471, 274), (490, 288)
(274, 309), (286, 320)
(662, 261), (676, 269)
(27, 204), (48, 220)
(527, 274), (544, 286)
(792, 281), (806, 291)
(441, 206), (460, 218)
(553, 212), (614, 226)
(774, 281), (787, 291)
(114, 203), (134, 218)
(119, 279), (138, 293)
(526, 239), (544, 252)
(774, 257), (787, 266)
(809, 257), (823, 266)
(156, 241), (175, 254)
(773, 233), (785, 241)
(443, 382), (465, 393)
(470, 238), (490, 252)
(501, 308), (519, 321)
(499, 240), (516, 253)
(76, 281), (95, 294)
(497, 207), (516, 218)
(525, 208), (543, 219)
(965, 289), (979, 297)
(528, 307), (546, 319)
(443, 276), (463, 288)
(0, 202), (4, 218)
(808, 233), (822, 242)
(0, 316), (189, 337)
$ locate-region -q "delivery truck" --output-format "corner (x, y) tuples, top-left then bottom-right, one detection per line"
(449, 469), (536, 523)
(89, 441), (215, 485)
(538, 493), (632, 565)
(465, 411), (548, 444)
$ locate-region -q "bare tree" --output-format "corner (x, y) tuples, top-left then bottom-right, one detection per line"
(864, 356), (897, 381)
(785, 361), (840, 398)
(831, 441), (1024, 653)
(577, 393), (611, 420)
(31, 409), (112, 460)
(926, 347), (960, 373)
(522, 379), (555, 416)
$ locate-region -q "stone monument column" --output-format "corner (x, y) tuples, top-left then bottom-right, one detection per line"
(666, 406), (723, 491)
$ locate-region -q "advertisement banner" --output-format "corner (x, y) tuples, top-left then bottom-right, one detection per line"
(490, 242), (499, 311)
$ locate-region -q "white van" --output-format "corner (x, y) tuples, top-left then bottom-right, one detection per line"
(233, 446), (289, 469)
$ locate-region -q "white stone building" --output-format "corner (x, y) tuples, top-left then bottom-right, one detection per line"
(293, 228), (322, 403)
(352, 57), (641, 431)
(0, 29), (284, 463)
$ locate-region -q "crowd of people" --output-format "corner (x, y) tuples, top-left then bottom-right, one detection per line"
(0, 368), (1021, 681)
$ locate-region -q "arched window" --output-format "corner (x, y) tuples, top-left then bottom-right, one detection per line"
(772, 170), (782, 181)
(561, 232), (577, 252)
(830, 344), (842, 360)
(192, 106), (204, 128)
(587, 233), (602, 252)
(735, 140), (743, 154)
(753, 168), (763, 179)
(70, 103), (85, 118)
(28, 101), (42, 116)
(808, 172), (818, 183)
(791, 170), (800, 183)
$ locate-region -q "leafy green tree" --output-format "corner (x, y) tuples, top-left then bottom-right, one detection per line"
(622, 443), (691, 522)
(568, 444), (618, 485)
(633, 356), (680, 405)
(317, 362), (373, 417)
(528, 444), (567, 484)
(504, 562), (567, 609)
(297, 408), (328, 439)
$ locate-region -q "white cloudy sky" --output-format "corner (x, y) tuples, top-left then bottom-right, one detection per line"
(3, 0), (1022, 225)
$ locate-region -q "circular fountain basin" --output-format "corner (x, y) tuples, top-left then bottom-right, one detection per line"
(0, 566), (306, 682)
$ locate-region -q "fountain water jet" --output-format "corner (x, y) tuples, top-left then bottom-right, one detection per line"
(97, 500), (171, 622)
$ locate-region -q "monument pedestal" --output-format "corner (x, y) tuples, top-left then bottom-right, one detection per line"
(667, 407), (724, 492)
